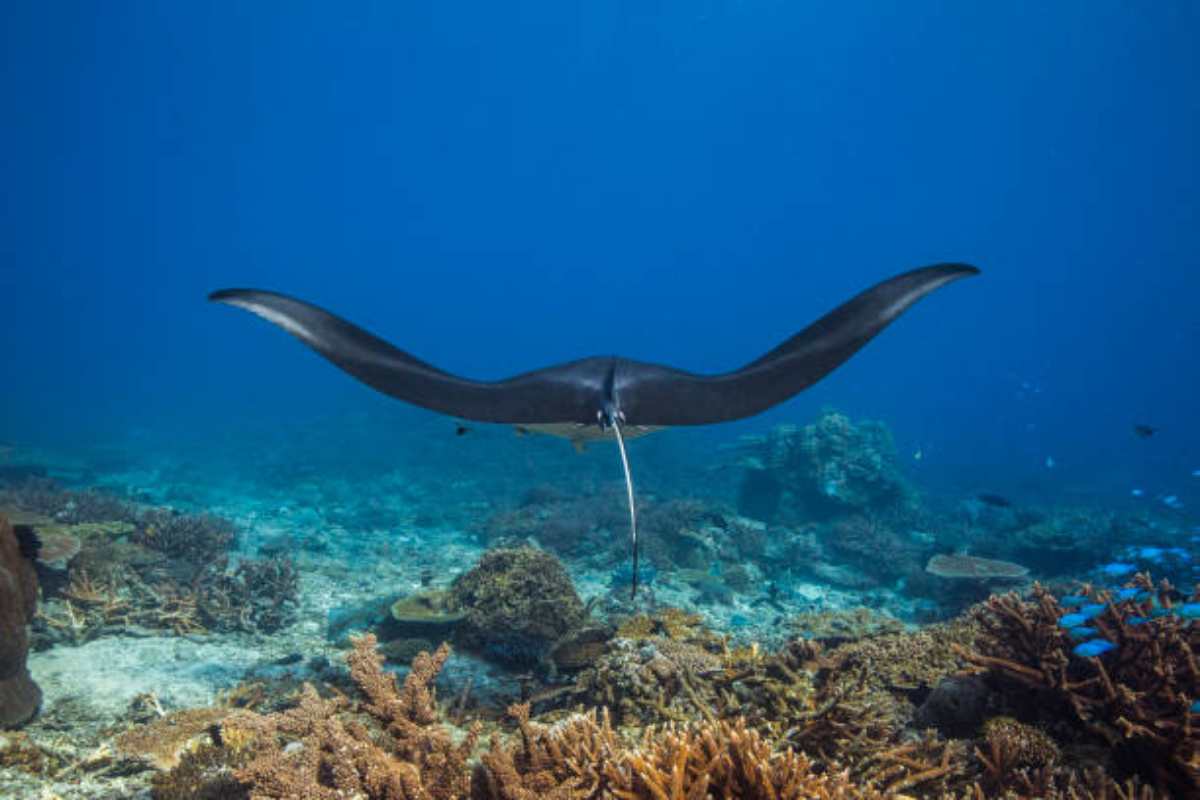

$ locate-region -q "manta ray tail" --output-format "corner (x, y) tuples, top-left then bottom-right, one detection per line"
(610, 416), (639, 599)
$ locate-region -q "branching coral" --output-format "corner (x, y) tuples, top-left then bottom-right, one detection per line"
(958, 577), (1200, 795)
(225, 635), (481, 800)
(134, 508), (237, 567)
(475, 702), (888, 800)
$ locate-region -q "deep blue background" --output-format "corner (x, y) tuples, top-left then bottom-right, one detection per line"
(2, 2), (1196, 502)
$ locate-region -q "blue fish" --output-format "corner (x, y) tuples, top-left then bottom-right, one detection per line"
(1114, 588), (1141, 601)
(1058, 613), (1089, 628)
(1078, 603), (1106, 619)
(1178, 603), (1200, 619)
(1126, 615), (1149, 625)
(1192, 700), (1200, 713)
(1059, 594), (1088, 606)
(1138, 546), (1164, 561)
(1101, 563), (1136, 577)
(1072, 639), (1117, 658)
(1067, 626), (1098, 639)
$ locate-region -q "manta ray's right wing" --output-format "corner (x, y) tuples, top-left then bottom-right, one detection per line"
(614, 263), (980, 426)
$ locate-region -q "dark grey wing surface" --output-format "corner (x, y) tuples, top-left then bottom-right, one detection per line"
(207, 289), (608, 424)
(615, 263), (980, 426)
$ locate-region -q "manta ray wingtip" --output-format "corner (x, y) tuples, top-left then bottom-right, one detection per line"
(208, 288), (253, 303)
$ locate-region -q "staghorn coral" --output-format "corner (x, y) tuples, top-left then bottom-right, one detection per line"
(115, 707), (232, 771)
(196, 557), (299, 633)
(788, 607), (906, 643)
(819, 616), (980, 694)
(224, 634), (481, 800)
(474, 701), (888, 800)
(134, 508), (237, 569)
(0, 514), (40, 728)
(959, 577), (1200, 796)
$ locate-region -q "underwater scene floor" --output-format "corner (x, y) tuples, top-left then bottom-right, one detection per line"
(1, 409), (1197, 799)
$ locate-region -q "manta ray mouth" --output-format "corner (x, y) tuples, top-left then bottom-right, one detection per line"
(210, 263), (980, 599)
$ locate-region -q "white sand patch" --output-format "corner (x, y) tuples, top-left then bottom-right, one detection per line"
(28, 635), (262, 716)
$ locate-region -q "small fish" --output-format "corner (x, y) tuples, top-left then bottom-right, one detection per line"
(1058, 613), (1089, 628)
(976, 493), (1012, 508)
(1138, 546), (1164, 561)
(1059, 594), (1088, 607)
(1192, 469), (1200, 478)
(1114, 588), (1141, 601)
(1126, 615), (1150, 625)
(1133, 424), (1158, 439)
(1178, 603), (1200, 619)
(1101, 562), (1136, 578)
(1078, 603), (1106, 619)
(913, 448), (923, 461)
(1067, 626), (1098, 640)
(1131, 488), (1144, 498)
(1072, 639), (1116, 658)
(456, 425), (471, 436)
(1192, 700), (1200, 714)
(1045, 456), (1056, 469)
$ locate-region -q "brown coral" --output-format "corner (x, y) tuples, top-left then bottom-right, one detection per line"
(925, 554), (1028, 580)
(0, 514), (40, 728)
(959, 578), (1200, 796)
(475, 702), (888, 800)
(227, 634), (481, 799)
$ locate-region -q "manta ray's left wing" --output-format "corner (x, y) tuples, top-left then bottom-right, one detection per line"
(208, 289), (612, 425)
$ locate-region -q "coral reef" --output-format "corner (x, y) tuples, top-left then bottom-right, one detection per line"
(475, 702), (888, 799)
(825, 513), (924, 582)
(449, 547), (586, 668)
(11, 485), (300, 643)
(134, 508), (237, 568)
(959, 576), (1200, 796)
(734, 411), (914, 523)
(0, 514), (40, 728)
(208, 635), (480, 799)
(0, 477), (140, 525)
(788, 607), (906, 642)
(984, 507), (1120, 576)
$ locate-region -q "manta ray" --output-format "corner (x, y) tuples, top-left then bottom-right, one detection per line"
(210, 263), (978, 596)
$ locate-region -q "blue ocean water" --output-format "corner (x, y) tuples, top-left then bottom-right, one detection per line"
(2, 2), (1195, 497)
(1, 3), (1198, 797)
